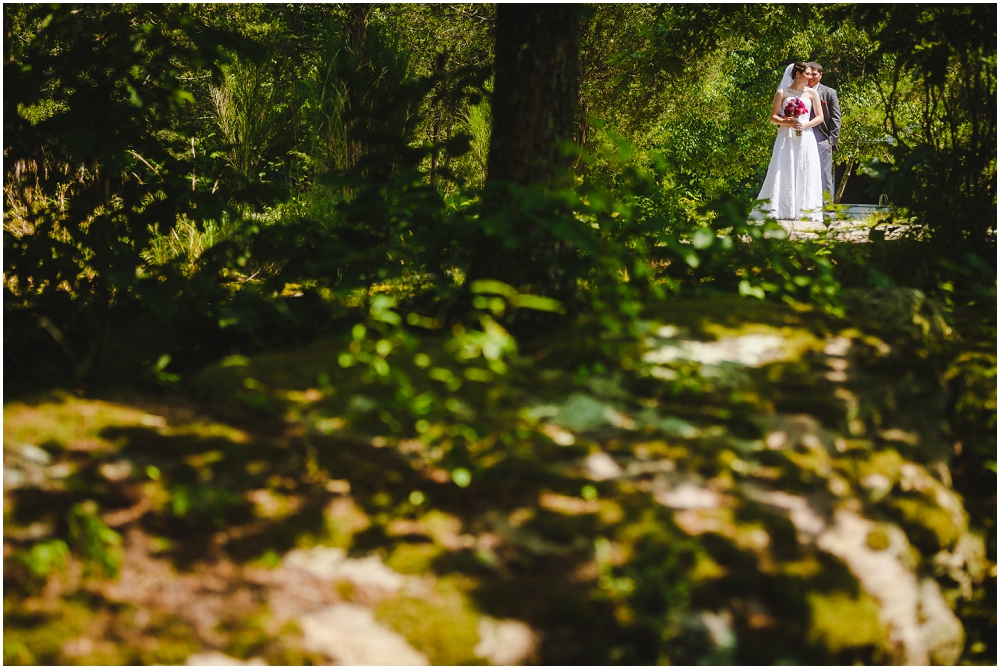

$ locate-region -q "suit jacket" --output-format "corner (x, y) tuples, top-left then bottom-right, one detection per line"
(809, 83), (841, 147)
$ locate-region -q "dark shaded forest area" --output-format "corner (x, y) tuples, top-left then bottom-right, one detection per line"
(4, 4), (996, 665)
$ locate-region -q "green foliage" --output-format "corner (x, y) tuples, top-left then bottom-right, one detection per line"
(212, 57), (295, 183)
(67, 501), (123, 578)
(0, 2), (887, 396)
(579, 5), (809, 205)
(12, 540), (70, 585)
(5, 4), (250, 286)
(3, 4), (258, 388)
(394, 5), (494, 193)
(316, 282), (556, 465)
(566, 141), (844, 316)
(453, 80), (493, 189)
(848, 5), (997, 248)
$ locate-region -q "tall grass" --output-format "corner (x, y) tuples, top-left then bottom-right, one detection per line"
(146, 6), (421, 271)
(143, 215), (240, 269)
(456, 88), (491, 189)
(211, 59), (294, 181)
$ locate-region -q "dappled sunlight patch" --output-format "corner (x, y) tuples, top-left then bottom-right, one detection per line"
(4, 394), (173, 454)
(5, 297), (990, 665)
(322, 497), (371, 547)
(419, 509), (475, 551)
(299, 603), (430, 665)
(386, 542), (443, 575)
(644, 333), (789, 367)
(374, 576), (489, 666)
(474, 616), (539, 665)
(538, 421), (575, 446)
(806, 590), (887, 656)
(280, 388), (325, 405)
(539, 492), (600, 515)
(672, 507), (735, 537)
(656, 483), (723, 511)
(582, 451), (622, 480)
(283, 546), (408, 594)
(247, 489), (302, 521)
(168, 422), (250, 444)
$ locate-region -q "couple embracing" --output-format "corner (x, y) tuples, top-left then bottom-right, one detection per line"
(752, 61), (842, 223)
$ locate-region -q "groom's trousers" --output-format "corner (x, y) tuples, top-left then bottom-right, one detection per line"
(817, 139), (835, 207)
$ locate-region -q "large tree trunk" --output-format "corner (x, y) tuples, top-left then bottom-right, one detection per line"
(486, 5), (579, 186)
(469, 5), (580, 289)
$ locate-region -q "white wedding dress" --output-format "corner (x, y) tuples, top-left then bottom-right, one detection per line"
(751, 94), (824, 223)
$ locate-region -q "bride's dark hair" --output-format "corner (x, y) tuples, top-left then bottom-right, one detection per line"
(791, 61), (808, 79)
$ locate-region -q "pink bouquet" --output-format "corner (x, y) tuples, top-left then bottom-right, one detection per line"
(782, 98), (809, 136)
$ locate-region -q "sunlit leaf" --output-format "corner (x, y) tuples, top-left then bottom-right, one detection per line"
(509, 294), (564, 313)
(451, 468), (471, 488)
(470, 280), (518, 297)
(692, 227), (715, 249)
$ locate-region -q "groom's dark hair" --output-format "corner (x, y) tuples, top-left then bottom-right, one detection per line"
(807, 62), (824, 73)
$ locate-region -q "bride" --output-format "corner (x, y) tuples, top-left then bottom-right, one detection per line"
(751, 62), (825, 223)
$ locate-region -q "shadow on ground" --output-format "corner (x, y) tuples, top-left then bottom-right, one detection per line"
(4, 297), (995, 665)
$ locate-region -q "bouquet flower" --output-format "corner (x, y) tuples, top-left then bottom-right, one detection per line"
(782, 98), (809, 136)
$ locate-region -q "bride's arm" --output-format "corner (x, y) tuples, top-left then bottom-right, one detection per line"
(769, 90), (792, 126)
(801, 90), (825, 129)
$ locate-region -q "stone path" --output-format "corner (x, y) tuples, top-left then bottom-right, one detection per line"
(779, 218), (907, 242)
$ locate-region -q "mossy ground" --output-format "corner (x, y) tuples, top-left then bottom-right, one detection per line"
(375, 576), (484, 665)
(4, 297), (995, 664)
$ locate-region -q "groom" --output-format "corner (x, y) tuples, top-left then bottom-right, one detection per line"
(806, 62), (841, 206)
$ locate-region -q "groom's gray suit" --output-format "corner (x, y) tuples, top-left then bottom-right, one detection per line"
(809, 83), (841, 203)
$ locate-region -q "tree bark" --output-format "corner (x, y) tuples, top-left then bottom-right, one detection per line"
(835, 160), (855, 205)
(469, 5), (580, 288)
(486, 5), (579, 187)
